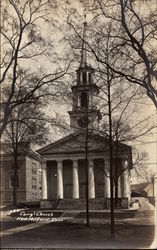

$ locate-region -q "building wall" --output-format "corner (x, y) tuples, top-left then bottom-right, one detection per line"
(0, 155), (41, 204)
(25, 156), (41, 201)
(0, 156), (26, 204)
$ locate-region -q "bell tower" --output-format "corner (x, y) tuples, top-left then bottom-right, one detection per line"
(68, 19), (101, 132)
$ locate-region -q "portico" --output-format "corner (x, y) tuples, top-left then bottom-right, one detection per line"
(41, 155), (131, 202)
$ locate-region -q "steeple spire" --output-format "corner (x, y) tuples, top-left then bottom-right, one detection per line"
(68, 13), (101, 132)
(80, 14), (87, 68)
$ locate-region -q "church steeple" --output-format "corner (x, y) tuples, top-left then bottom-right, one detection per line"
(76, 18), (94, 86)
(80, 16), (87, 68)
(68, 18), (101, 132)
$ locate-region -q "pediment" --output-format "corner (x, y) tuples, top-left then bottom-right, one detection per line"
(37, 132), (109, 155)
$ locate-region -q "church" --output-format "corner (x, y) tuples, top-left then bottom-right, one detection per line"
(37, 21), (132, 210)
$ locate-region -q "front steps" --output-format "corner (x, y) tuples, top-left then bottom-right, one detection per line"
(41, 198), (105, 210)
(40, 198), (129, 209)
(57, 198), (105, 210)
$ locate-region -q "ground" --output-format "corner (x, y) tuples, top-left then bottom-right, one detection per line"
(0, 198), (156, 249)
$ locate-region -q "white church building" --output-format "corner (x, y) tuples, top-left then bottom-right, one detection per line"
(37, 21), (132, 210)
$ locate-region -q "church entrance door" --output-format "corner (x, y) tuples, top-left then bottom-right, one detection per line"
(63, 161), (73, 199)
(80, 183), (86, 198)
(64, 184), (72, 198)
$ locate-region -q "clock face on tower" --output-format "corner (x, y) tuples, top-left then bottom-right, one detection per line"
(78, 116), (88, 128)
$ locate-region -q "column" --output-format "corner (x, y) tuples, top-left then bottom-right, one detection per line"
(73, 160), (79, 199)
(41, 161), (47, 199)
(121, 160), (130, 200)
(104, 160), (110, 198)
(88, 160), (95, 198)
(57, 160), (63, 199)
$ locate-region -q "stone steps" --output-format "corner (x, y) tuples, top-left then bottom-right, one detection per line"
(56, 198), (105, 210)
(40, 198), (106, 209)
(40, 198), (129, 209)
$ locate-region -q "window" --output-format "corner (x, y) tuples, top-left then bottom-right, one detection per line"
(89, 72), (91, 83)
(32, 178), (37, 189)
(32, 162), (37, 175)
(78, 116), (88, 128)
(83, 72), (87, 84)
(10, 175), (19, 188)
(81, 92), (88, 107)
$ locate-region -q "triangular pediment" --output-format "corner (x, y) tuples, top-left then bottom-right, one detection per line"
(37, 132), (109, 155)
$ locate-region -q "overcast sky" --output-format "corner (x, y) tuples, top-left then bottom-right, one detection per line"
(33, 0), (157, 177)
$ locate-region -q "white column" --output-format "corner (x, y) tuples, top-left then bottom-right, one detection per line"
(41, 161), (47, 199)
(57, 160), (63, 199)
(122, 160), (130, 200)
(104, 160), (110, 198)
(73, 160), (79, 199)
(88, 160), (95, 198)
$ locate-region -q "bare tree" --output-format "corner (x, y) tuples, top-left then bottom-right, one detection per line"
(101, 0), (156, 107)
(70, 0), (157, 107)
(131, 151), (156, 184)
(0, 0), (69, 137)
(119, 0), (157, 107)
(4, 97), (50, 205)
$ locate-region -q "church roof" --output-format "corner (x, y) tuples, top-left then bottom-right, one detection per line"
(36, 131), (131, 157)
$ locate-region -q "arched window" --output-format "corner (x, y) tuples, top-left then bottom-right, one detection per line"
(83, 72), (87, 84)
(81, 92), (88, 107)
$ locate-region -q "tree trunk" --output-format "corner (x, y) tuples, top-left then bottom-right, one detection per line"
(13, 153), (18, 206)
(107, 64), (115, 239)
(109, 139), (115, 239)
(115, 178), (118, 209)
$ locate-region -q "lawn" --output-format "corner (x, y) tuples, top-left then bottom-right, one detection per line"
(1, 209), (155, 249)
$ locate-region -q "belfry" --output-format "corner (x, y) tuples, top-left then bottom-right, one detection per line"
(37, 20), (132, 209)
(68, 20), (101, 132)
